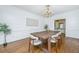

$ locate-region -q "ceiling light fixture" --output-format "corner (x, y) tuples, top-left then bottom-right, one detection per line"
(42, 5), (53, 17)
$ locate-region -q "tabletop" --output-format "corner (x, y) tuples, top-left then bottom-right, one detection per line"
(31, 30), (60, 40)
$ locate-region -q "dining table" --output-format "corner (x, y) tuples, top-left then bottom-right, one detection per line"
(30, 30), (60, 52)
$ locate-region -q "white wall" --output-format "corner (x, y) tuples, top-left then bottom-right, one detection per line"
(48, 9), (79, 38)
(0, 9), (4, 44)
(0, 6), (46, 44)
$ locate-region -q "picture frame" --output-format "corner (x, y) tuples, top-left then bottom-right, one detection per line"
(26, 18), (39, 26)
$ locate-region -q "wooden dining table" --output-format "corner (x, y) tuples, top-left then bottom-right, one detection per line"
(31, 30), (60, 52)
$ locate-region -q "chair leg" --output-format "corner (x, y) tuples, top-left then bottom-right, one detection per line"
(57, 35), (62, 49)
(55, 43), (58, 53)
(28, 38), (34, 53)
(31, 45), (34, 53)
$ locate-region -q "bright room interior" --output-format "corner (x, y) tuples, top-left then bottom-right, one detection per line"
(0, 5), (79, 53)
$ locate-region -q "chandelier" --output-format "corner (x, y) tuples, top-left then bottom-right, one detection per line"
(42, 5), (53, 17)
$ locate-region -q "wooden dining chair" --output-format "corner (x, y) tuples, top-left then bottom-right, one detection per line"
(29, 35), (42, 53)
(49, 32), (62, 52)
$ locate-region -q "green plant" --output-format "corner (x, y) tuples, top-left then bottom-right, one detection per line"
(44, 24), (48, 30)
(0, 23), (11, 47)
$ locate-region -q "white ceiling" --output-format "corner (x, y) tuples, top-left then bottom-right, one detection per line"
(14, 5), (79, 15)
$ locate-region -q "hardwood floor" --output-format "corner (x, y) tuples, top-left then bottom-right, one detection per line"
(0, 37), (79, 53)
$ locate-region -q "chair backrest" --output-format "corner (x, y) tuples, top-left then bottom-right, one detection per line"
(56, 32), (62, 36)
(30, 35), (38, 40)
(51, 32), (61, 38)
(51, 34), (58, 38)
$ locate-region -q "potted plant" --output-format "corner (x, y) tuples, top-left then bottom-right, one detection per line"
(0, 23), (11, 47)
(44, 24), (49, 31)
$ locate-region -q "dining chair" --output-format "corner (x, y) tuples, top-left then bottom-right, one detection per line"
(57, 32), (62, 47)
(50, 32), (62, 52)
(29, 35), (42, 53)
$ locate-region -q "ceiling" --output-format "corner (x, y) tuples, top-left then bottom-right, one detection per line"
(14, 5), (79, 15)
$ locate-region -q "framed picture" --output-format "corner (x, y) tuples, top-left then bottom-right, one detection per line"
(26, 18), (39, 26)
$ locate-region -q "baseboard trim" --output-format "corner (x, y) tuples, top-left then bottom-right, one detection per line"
(0, 37), (30, 46)
(66, 37), (79, 40)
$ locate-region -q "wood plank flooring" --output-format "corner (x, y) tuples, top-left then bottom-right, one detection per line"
(0, 37), (79, 53)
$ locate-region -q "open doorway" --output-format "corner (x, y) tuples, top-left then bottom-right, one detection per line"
(54, 19), (66, 37)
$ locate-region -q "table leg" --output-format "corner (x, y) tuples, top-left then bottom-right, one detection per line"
(28, 38), (31, 53)
(48, 38), (51, 53)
